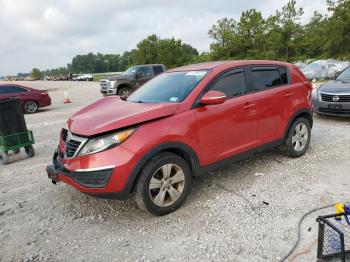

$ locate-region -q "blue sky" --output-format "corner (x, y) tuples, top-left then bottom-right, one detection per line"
(0, 0), (328, 75)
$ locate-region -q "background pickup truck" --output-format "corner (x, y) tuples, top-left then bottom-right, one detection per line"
(100, 64), (166, 98)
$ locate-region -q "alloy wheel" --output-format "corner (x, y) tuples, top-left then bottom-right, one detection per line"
(24, 101), (38, 113)
(292, 123), (309, 152)
(149, 163), (185, 207)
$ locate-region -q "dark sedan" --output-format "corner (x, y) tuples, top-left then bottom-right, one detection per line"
(313, 66), (350, 116)
(0, 84), (51, 113)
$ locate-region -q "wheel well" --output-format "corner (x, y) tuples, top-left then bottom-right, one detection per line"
(294, 112), (313, 128)
(117, 84), (132, 93)
(284, 110), (313, 139)
(130, 147), (199, 193)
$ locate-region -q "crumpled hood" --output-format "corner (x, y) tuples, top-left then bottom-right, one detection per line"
(319, 80), (350, 94)
(68, 96), (178, 137)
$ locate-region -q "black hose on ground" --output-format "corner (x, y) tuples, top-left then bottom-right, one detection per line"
(280, 204), (335, 262)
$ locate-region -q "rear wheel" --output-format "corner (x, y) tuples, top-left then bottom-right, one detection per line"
(25, 145), (35, 157)
(281, 117), (311, 158)
(118, 87), (133, 98)
(23, 101), (38, 114)
(0, 151), (9, 165)
(135, 152), (192, 216)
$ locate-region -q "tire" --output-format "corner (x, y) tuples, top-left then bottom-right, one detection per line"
(25, 145), (35, 157)
(23, 101), (38, 114)
(117, 87), (133, 98)
(281, 117), (311, 158)
(134, 152), (192, 216)
(0, 151), (9, 165)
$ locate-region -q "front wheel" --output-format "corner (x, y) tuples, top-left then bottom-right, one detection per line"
(134, 152), (192, 216)
(118, 87), (133, 98)
(281, 117), (311, 158)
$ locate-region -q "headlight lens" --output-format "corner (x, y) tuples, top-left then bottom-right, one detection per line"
(109, 80), (117, 88)
(78, 128), (135, 156)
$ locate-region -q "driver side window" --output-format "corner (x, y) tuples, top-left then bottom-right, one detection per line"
(210, 70), (246, 98)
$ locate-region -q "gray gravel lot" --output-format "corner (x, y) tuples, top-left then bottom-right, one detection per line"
(0, 81), (350, 261)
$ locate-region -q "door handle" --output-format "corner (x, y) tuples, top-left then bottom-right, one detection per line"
(243, 103), (255, 109)
(284, 92), (293, 97)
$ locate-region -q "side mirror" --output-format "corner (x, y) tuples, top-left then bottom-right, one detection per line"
(135, 72), (143, 79)
(200, 91), (227, 105)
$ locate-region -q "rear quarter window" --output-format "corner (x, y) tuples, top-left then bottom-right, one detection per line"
(153, 66), (164, 75)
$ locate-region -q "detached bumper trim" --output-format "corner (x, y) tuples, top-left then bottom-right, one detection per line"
(46, 159), (114, 188)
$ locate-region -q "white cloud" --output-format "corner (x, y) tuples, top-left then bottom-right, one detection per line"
(0, 0), (328, 75)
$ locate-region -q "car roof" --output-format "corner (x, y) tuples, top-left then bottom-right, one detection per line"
(168, 60), (291, 72)
(133, 64), (165, 67)
(0, 83), (35, 91)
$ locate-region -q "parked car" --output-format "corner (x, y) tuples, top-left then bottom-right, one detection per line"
(300, 60), (349, 80)
(0, 84), (51, 113)
(312, 66), (350, 116)
(73, 74), (93, 81)
(47, 60), (313, 215)
(100, 64), (166, 98)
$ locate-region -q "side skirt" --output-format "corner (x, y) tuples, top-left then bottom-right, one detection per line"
(197, 139), (284, 175)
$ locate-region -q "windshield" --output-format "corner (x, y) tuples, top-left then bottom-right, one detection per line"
(336, 67), (350, 81)
(127, 70), (209, 103)
(123, 66), (139, 75)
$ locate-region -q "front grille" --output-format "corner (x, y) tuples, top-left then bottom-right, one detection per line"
(320, 93), (350, 103)
(100, 80), (109, 90)
(65, 139), (81, 158)
(64, 132), (87, 159)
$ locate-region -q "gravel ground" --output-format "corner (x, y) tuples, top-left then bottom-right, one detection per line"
(0, 81), (350, 262)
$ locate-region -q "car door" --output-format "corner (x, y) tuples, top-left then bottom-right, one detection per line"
(194, 68), (258, 165)
(248, 66), (295, 145)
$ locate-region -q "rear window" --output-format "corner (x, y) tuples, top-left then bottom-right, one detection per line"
(252, 66), (289, 91)
(153, 66), (164, 75)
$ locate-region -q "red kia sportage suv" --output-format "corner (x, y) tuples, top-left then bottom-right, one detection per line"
(47, 60), (313, 215)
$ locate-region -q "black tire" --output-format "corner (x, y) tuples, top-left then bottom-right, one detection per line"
(117, 87), (133, 98)
(281, 117), (311, 158)
(134, 152), (192, 216)
(23, 101), (39, 114)
(0, 151), (9, 165)
(25, 145), (35, 157)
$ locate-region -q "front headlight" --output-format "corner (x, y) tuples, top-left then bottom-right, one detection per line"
(109, 80), (117, 88)
(78, 128), (135, 156)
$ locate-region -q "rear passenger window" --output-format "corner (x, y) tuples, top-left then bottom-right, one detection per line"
(210, 71), (246, 98)
(153, 66), (164, 75)
(252, 66), (289, 91)
(252, 68), (281, 90)
(278, 67), (289, 85)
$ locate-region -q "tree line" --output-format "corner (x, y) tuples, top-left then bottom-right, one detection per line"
(38, 0), (350, 77)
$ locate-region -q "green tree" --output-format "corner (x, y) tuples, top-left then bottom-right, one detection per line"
(31, 68), (42, 79)
(275, 0), (304, 61)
